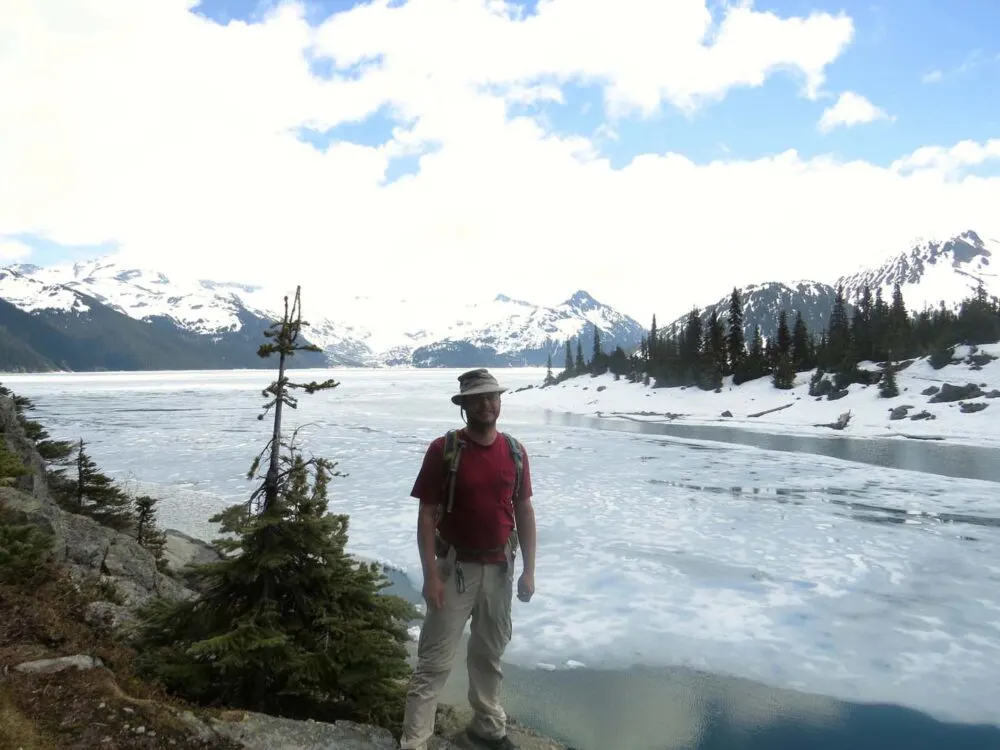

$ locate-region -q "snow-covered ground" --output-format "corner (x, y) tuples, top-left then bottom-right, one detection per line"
(5, 366), (1000, 729)
(507, 344), (1000, 448)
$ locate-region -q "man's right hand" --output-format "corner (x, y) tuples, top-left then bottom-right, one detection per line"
(423, 574), (446, 610)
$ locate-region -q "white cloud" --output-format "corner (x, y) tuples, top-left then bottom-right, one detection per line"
(922, 69), (944, 84)
(0, 1), (997, 326)
(891, 139), (1000, 177)
(817, 91), (892, 133)
(0, 239), (33, 262)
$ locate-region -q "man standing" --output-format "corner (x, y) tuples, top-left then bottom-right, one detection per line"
(399, 368), (536, 750)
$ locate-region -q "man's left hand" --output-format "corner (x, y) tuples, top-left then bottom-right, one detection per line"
(517, 571), (534, 602)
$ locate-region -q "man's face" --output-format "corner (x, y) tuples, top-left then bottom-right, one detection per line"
(463, 392), (501, 427)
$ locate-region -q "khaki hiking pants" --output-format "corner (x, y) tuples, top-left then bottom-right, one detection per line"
(400, 547), (515, 750)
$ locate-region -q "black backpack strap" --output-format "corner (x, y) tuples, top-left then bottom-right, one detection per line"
(442, 429), (465, 514)
(502, 432), (524, 506)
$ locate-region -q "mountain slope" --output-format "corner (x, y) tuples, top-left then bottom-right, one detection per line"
(4, 259), (646, 368)
(835, 230), (998, 312)
(411, 291), (645, 367)
(659, 230), (996, 347)
(0, 268), (327, 372)
(661, 281), (849, 344)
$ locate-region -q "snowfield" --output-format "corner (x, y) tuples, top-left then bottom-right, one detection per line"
(505, 344), (1000, 448)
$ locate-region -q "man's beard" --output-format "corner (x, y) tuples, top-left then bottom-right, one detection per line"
(467, 411), (497, 430)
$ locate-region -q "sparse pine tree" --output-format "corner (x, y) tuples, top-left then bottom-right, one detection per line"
(134, 494), (168, 567)
(575, 337), (586, 373)
(252, 287), (339, 515)
(544, 351), (555, 385)
(135, 286), (417, 734)
(61, 439), (134, 531)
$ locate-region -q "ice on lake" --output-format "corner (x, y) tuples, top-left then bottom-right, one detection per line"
(6, 367), (1000, 728)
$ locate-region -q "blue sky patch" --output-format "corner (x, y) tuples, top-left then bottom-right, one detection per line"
(4, 234), (119, 267)
(296, 105), (399, 152)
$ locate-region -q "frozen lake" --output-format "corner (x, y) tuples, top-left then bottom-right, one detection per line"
(5, 367), (1000, 750)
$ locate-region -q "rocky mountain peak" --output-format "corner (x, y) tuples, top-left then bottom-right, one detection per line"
(563, 290), (600, 311)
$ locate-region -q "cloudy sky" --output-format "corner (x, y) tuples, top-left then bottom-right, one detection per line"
(2, 0), (999, 324)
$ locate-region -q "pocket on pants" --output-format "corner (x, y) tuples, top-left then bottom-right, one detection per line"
(437, 556), (453, 583)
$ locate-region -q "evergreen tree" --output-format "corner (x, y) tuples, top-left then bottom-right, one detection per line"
(648, 315), (658, 370)
(707, 309), (727, 379)
(772, 310), (795, 389)
(544, 351), (555, 385)
(135, 287), (417, 733)
(878, 353), (900, 398)
(253, 288), (339, 515)
(563, 339), (573, 375)
(608, 346), (629, 379)
(682, 308), (702, 366)
(958, 279), (1000, 345)
(575, 337), (586, 373)
(889, 281), (910, 356)
(851, 284), (874, 362)
(736, 325), (767, 383)
(825, 285), (852, 370)
(61, 439), (135, 531)
(590, 326), (605, 375)
(791, 311), (812, 371)
(134, 494), (168, 568)
(726, 288), (745, 376)
(872, 286), (890, 361)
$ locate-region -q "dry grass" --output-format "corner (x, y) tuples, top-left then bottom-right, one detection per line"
(0, 562), (241, 750)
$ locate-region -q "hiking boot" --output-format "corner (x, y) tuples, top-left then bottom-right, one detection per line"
(466, 729), (518, 749)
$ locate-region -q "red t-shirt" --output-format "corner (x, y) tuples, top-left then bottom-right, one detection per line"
(411, 430), (532, 563)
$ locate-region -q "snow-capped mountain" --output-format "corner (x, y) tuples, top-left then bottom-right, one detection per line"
(11, 259), (268, 335)
(660, 230), (996, 345)
(0, 265), (328, 372)
(410, 291), (644, 367)
(836, 230), (997, 312)
(0, 258), (645, 371)
(660, 281), (848, 344)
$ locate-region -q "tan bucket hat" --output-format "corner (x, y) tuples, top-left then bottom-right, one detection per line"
(451, 368), (506, 405)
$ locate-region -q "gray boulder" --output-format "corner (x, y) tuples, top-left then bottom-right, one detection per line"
(0, 486), (193, 608)
(929, 382), (984, 403)
(13, 654), (104, 675)
(162, 528), (224, 573)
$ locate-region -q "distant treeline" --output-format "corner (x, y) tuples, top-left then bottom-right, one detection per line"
(546, 280), (1000, 395)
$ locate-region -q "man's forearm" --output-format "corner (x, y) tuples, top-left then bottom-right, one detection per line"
(417, 507), (439, 580)
(515, 503), (536, 575)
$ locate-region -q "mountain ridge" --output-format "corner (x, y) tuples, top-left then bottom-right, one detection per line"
(3, 230), (995, 373)
(0, 260), (645, 371)
(659, 230), (998, 345)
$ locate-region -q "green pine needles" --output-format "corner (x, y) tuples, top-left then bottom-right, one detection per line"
(134, 286), (417, 732)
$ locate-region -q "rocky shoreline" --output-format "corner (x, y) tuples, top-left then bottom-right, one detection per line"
(0, 392), (571, 750)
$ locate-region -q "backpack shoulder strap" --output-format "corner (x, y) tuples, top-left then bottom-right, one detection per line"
(502, 432), (524, 504)
(442, 429), (465, 514)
